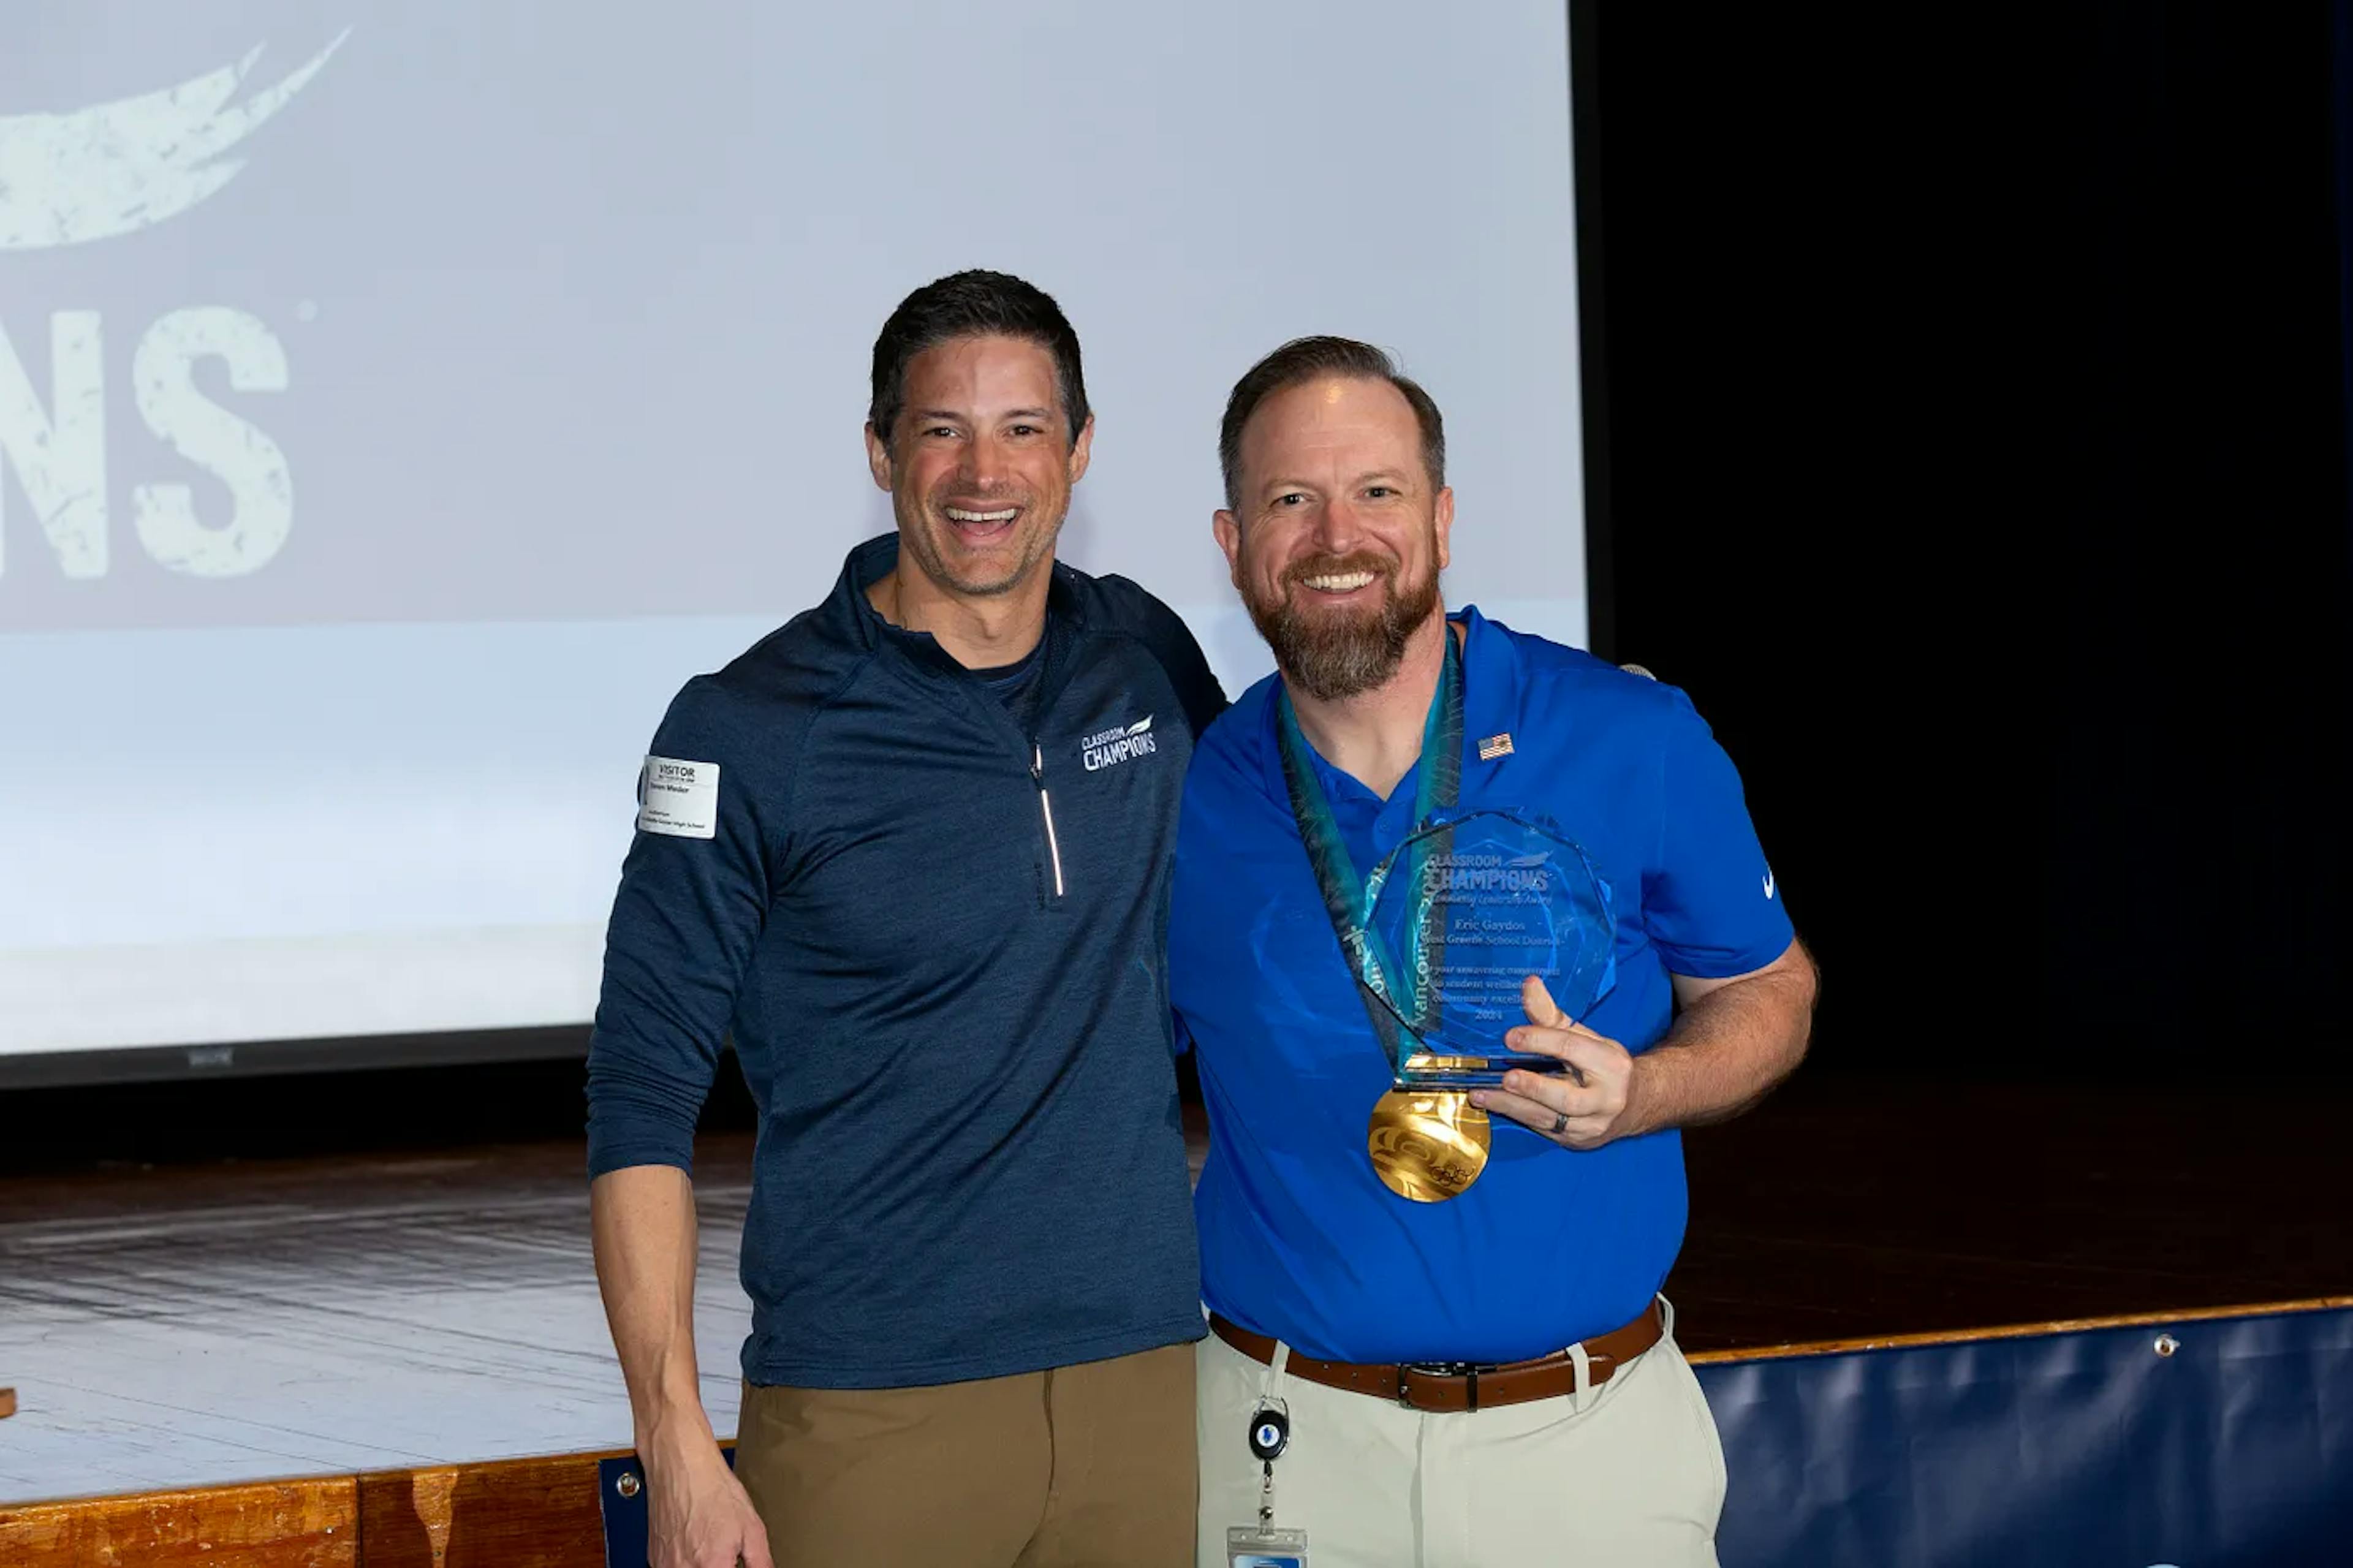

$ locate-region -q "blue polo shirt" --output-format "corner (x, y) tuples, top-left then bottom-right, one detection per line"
(1169, 607), (1794, 1365)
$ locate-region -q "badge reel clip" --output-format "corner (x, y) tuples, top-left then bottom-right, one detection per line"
(1227, 1396), (1308, 1566)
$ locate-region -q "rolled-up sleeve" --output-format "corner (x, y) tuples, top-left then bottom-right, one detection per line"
(585, 676), (778, 1178)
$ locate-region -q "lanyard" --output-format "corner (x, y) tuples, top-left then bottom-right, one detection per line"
(1274, 623), (1464, 1074)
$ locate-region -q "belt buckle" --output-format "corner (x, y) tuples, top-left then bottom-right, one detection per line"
(1396, 1360), (1481, 1413)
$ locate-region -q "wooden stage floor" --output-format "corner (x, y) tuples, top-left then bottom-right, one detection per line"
(2, 1068), (2348, 1512)
(0, 1145), (751, 1506)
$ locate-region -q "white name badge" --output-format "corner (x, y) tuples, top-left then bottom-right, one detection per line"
(637, 756), (719, 839)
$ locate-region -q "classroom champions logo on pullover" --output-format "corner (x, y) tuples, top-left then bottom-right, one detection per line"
(1080, 714), (1157, 773)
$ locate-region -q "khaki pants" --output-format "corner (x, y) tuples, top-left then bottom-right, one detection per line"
(737, 1341), (1196, 1567)
(1195, 1309), (1726, 1567)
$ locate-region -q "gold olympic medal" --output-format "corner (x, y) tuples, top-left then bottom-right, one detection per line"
(1366, 1089), (1491, 1202)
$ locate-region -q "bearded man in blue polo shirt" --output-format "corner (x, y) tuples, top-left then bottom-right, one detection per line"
(1171, 335), (1818, 1567)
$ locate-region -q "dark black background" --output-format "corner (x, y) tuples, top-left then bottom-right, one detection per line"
(1578, 1), (2351, 1076)
(8, 2), (2349, 1172)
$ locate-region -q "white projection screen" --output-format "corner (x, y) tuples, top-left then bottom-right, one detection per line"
(0, 2), (1590, 1078)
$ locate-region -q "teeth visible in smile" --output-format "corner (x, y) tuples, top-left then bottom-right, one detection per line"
(945, 507), (1018, 524)
(1303, 572), (1377, 592)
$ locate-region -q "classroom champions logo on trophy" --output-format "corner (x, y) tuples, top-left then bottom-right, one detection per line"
(0, 31), (348, 583)
(1355, 806), (1618, 1202)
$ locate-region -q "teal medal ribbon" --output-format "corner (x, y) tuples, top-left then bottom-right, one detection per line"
(1275, 624), (1464, 1077)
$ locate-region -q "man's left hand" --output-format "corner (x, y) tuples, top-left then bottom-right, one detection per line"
(1469, 976), (1650, 1150)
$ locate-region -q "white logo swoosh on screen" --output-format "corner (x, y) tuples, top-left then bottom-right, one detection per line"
(0, 31), (350, 252)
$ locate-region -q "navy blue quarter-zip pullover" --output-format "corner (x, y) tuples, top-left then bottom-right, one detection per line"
(586, 536), (1226, 1388)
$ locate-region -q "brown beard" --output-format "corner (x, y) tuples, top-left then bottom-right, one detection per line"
(1244, 550), (1441, 702)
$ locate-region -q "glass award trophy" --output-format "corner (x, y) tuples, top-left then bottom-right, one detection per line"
(1355, 807), (1616, 1091)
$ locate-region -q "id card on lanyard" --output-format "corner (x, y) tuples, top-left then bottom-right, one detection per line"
(1227, 1528), (1309, 1566)
(1228, 1376), (1309, 1564)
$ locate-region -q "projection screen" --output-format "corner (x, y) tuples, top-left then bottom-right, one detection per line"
(0, 1), (1590, 1076)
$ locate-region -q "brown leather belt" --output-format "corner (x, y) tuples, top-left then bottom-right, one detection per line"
(1207, 1298), (1667, 1414)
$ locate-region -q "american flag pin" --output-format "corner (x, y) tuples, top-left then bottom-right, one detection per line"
(1477, 733), (1515, 760)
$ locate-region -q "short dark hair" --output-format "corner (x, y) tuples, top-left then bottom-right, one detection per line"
(1218, 336), (1446, 511)
(868, 270), (1089, 449)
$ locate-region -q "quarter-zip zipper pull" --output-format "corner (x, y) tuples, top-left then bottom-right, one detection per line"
(1031, 741), (1066, 900)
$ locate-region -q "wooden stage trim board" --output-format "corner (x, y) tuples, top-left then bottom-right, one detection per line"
(6, 1297), (2344, 1568)
(0, 1454), (605, 1568)
(0, 1477), (358, 1567)
(1680, 1293), (2353, 1365)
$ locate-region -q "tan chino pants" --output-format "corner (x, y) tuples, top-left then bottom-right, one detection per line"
(737, 1341), (1196, 1567)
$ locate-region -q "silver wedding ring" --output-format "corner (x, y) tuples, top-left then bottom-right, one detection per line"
(1550, 1110), (1569, 1136)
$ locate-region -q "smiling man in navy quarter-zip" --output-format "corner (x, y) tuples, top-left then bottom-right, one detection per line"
(585, 271), (1226, 1568)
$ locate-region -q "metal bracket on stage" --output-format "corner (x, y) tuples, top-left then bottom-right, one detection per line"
(597, 1447), (737, 1568)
